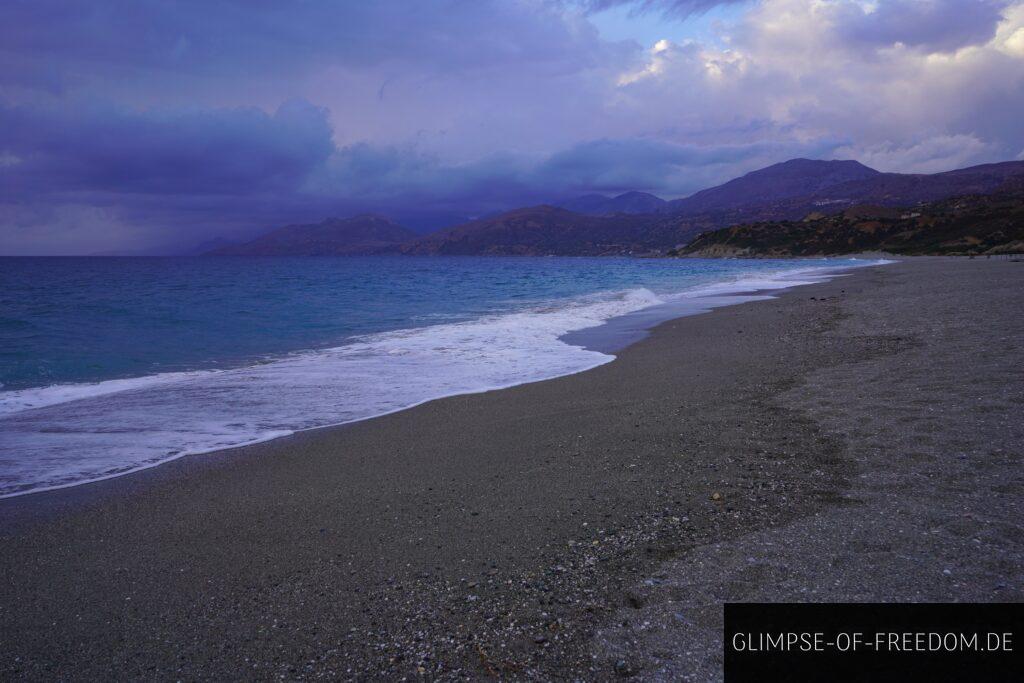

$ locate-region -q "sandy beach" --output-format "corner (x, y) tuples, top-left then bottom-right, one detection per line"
(1, 258), (1021, 680)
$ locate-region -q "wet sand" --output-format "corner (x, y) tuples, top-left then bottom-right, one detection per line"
(1, 258), (1022, 680)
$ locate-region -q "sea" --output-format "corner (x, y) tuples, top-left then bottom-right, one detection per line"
(0, 255), (884, 497)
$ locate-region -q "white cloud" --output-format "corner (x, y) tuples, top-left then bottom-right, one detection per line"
(995, 2), (1024, 55)
(837, 134), (997, 173)
(606, 0), (1024, 172)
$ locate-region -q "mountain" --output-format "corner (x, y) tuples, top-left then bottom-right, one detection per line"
(207, 215), (417, 256)
(560, 191), (667, 215)
(559, 158), (1019, 224)
(204, 158), (1024, 258)
(558, 194), (617, 214)
(666, 159), (881, 215)
(650, 159), (1024, 245)
(799, 160), (1024, 207)
(605, 191), (668, 214)
(673, 178), (1024, 258)
(666, 159), (1024, 222)
(400, 205), (702, 256)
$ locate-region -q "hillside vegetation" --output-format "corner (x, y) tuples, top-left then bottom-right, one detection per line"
(673, 181), (1024, 258)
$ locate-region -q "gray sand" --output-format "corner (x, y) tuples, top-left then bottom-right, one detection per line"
(1, 258), (1021, 680)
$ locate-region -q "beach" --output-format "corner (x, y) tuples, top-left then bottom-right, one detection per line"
(1, 258), (1021, 680)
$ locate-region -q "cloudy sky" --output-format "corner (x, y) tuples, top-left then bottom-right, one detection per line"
(2, 0), (1023, 254)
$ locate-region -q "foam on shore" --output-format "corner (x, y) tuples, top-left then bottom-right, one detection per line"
(0, 260), (888, 498)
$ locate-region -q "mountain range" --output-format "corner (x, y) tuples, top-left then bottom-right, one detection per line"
(674, 176), (1024, 257)
(665, 158), (881, 215)
(398, 206), (695, 256)
(204, 158), (1024, 257)
(558, 191), (667, 215)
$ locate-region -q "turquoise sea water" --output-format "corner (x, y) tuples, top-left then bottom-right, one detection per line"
(0, 256), (880, 497)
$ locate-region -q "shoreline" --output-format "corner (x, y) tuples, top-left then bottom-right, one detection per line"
(0, 258), (878, 502)
(2, 257), (1021, 680)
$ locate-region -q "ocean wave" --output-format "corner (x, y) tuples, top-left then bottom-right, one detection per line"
(0, 260), (889, 498)
(0, 370), (215, 418)
(0, 286), (663, 498)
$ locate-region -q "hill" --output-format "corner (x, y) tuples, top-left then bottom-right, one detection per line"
(203, 159), (1024, 258)
(560, 191), (667, 215)
(796, 160), (1024, 208)
(559, 160), (1024, 226)
(673, 179), (1024, 257)
(667, 159), (881, 215)
(207, 215), (417, 256)
(400, 205), (701, 256)
(652, 159), (1024, 245)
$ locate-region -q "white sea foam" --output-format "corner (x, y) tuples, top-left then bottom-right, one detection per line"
(675, 264), (859, 299)
(0, 261), (889, 498)
(0, 370), (213, 418)
(0, 287), (662, 497)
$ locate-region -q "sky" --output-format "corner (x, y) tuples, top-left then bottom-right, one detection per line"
(2, 0), (1023, 254)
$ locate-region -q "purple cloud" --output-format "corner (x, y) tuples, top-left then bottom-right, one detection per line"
(830, 0), (1010, 53)
(0, 0), (622, 87)
(1, 0), (1022, 254)
(0, 89), (852, 254)
(0, 100), (333, 196)
(534, 137), (844, 194)
(576, 1), (749, 17)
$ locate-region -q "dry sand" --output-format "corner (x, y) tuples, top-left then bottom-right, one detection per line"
(1, 258), (1021, 680)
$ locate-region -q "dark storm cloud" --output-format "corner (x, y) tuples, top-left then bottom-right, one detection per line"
(0, 100), (333, 196)
(0, 90), (847, 253)
(1, 92), (838, 207)
(1, 0), (1022, 254)
(534, 137), (841, 192)
(540, 138), (706, 182)
(0, 0), (618, 89)
(316, 136), (828, 206)
(0, 97), (340, 254)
